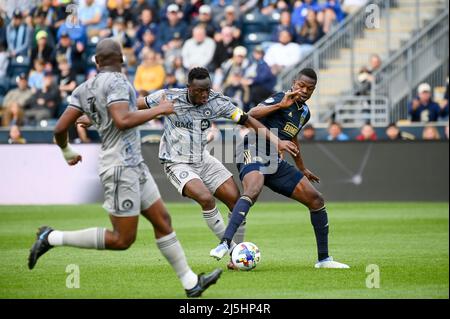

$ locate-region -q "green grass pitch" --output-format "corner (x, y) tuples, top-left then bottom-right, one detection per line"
(0, 202), (448, 299)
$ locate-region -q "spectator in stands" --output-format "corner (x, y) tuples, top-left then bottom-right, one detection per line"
(218, 5), (242, 42)
(163, 71), (184, 89)
(189, 4), (219, 39)
(30, 30), (55, 69)
(107, 0), (134, 28)
(264, 30), (303, 75)
(1, 73), (33, 127)
(57, 12), (88, 46)
(181, 25), (216, 70)
(135, 8), (159, 43)
(133, 49), (165, 93)
(0, 43), (8, 91)
(8, 121), (26, 144)
(134, 28), (160, 62)
(242, 45), (276, 110)
(55, 31), (86, 77)
(271, 10), (297, 43)
(169, 56), (187, 87)
(300, 123), (316, 141)
(7, 10), (33, 59)
(422, 124), (441, 140)
(297, 9), (324, 45)
(223, 70), (250, 110)
(445, 123), (449, 140)
(56, 56), (77, 116)
(162, 32), (183, 71)
(78, 0), (108, 37)
(31, 0), (65, 33)
(385, 123), (415, 141)
(327, 121), (349, 141)
(439, 78), (449, 121)
(408, 83), (444, 122)
(26, 70), (60, 124)
(28, 59), (46, 92)
(109, 17), (133, 48)
(292, 0), (321, 32)
(213, 45), (250, 92)
(317, 0), (345, 34)
(158, 4), (188, 53)
(0, 12), (6, 49)
(355, 54), (382, 96)
(32, 10), (55, 48)
(210, 26), (239, 71)
(131, 0), (159, 23)
(261, 0), (291, 16)
(356, 123), (377, 141)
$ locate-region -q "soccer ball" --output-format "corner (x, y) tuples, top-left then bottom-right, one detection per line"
(231, 242), (261, 271)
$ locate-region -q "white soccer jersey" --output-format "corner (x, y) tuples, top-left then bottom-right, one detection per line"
(68, 71), (144, 173)
(144, 88), (244, 163)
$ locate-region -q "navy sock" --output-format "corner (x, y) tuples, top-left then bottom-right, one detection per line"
(310, 207), (329, 262)
(222, 196), (253, 246)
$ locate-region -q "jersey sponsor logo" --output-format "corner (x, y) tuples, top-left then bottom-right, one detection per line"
(283, 122), (299, 137)
(174, 121), (194, 129)
(122, 199), (134, 210)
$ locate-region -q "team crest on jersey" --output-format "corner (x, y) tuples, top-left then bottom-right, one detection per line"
(201, 119), (211, 131)
(179, 171), (189, 179)
(203, 108), (212, 117)
(122, 199), (134, 210)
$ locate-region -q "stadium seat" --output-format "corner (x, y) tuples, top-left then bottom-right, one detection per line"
(242, 11), (271, 34)
(243, 32), (273, 45)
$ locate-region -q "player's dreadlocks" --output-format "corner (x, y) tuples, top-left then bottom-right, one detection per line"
(296, 68), (318, 81)
(188, 67), (211, 84)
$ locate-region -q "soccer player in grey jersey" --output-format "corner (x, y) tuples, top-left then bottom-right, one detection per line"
(138, 67), (299, 268)
(27, 39), (222, 298)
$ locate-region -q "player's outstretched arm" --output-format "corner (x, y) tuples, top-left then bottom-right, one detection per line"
(291, 137), (320, 183)
(54, 106), (84, 166)
(109, 95), (174, 130)
(244, 115), (299, 157)
(248, 89), (302, 119)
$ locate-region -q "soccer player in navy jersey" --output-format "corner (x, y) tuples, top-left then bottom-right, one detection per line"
(210, 68), (350, 268)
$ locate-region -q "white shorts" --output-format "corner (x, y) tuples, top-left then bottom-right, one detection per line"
(100, 162), (161, 217)
(163, 153), (233, 195)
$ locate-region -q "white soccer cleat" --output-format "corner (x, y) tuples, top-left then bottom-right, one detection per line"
(314, 256), (350, 269)
(210, 242), (229, 260)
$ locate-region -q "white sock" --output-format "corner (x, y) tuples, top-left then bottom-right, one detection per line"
(156, 232), (198, 290)
(228, 212), (246, 244)
(202, 207), (227, 240)
(48, 228), (106, 249)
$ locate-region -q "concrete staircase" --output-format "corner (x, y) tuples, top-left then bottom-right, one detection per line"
(310, 0), (447, 121)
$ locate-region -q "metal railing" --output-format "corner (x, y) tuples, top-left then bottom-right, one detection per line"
(370, 8), (449, 123)
(276, 0), (446, 123)
(334, 95), (389, 126)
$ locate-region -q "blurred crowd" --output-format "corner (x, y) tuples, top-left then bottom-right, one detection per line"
(0, 0), (447, 144)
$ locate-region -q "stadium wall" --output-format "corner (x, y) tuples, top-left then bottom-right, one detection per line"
(0, 142), (447, 205)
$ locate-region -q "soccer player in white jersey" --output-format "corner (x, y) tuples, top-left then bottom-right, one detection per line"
(137, 67), (299, 268)
(27, 39), (222, 298)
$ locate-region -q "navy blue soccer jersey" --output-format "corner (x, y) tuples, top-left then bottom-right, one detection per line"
(258, 91), (311, 140)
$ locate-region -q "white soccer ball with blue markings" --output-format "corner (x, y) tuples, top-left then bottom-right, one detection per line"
(231, 242), (261, 271)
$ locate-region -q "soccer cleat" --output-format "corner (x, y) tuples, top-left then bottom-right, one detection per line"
(210, 242), (229, 260)
(185, 268), (223, 298)
(28, 226), (54, 270)
(314, 256), (350, 269)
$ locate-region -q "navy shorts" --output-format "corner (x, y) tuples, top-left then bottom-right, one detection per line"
(237, 159), (303, 198)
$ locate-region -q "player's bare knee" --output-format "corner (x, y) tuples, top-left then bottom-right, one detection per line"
(112, 233), (136, 250)
(310, 193), (325, 211)
(196, 193), (215, 210)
